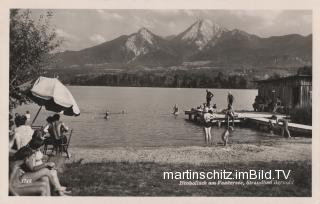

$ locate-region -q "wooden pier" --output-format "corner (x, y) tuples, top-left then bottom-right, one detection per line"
(185, 109), (312, 136)
(246, 117), (312, 135)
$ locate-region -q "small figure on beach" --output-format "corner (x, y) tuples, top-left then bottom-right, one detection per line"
(203, 108), (215, 146)
(172, 104), (179, 116)
(206, 89), (214, 107)
(222, 126), (234, 146)
(227, 91), (234, 107)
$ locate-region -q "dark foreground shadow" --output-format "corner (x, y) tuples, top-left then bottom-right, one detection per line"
(60, 160), (311, 197)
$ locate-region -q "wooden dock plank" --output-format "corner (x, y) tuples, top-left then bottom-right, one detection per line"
(247, 117), (312, 134)
(185, 110), (286, 120)
(185, 109), (311, 135)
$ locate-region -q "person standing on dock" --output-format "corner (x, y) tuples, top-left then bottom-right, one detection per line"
(225, 104), (235, 128)
(206, 90), (214, 107)
(203, 108), (215, 146)
(227, 91), (234, 107)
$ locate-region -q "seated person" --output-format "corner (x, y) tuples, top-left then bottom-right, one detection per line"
(13, 114), (34, 150)
(43, 116), (55, 146)
(9, 159), (49, 196)
(13, 130), (70, 196)
(51, 114), (69, 146)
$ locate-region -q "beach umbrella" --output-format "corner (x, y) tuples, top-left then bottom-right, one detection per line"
(28, 76), (80, 125)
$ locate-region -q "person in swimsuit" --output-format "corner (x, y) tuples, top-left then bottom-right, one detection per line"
(105, 110), (110, 120)
(276, 117), (291, 138)
(225, 104), (235, 128)
(51, 114), (69, 146)
(203, 108), (215, 146)
(227, 91), (234, 107)
(206, 90), (214, 107)
(173, 104), (179, 116)
(221, 126), (234, 146)
(13, 130), (70, 196)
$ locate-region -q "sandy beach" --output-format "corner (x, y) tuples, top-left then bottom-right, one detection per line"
(68, 137), (311, 164)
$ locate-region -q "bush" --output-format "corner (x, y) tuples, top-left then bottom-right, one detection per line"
(290, 106), (312, 125)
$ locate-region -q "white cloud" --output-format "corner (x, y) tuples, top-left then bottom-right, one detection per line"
(229, 10), (282, 26)
(111, 13), (124, 20)
(55, 28), (78, 40)
(89, 34), (106, 44)
(96, 9), (124, 20)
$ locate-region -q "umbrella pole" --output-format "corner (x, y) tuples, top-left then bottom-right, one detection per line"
(31, 106), (42, 126)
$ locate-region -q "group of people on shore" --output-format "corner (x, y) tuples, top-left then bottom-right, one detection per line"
(202, 90), (236, 146)
(9, 111), (71, 196)
(203, 90), (291, 145)
(253, 95), (284, 113)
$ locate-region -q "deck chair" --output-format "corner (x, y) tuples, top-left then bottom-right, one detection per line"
(43, 137), (55, 155)
(55, 129), (73, 159)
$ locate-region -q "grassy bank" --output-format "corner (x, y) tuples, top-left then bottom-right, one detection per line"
(59, 137), (311, 196)
(59, 160), (311, 196)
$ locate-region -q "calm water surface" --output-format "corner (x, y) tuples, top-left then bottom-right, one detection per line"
(15, 86), (282, 148)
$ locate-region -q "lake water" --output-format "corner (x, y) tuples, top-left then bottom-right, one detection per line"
(14, 86), (282, 148)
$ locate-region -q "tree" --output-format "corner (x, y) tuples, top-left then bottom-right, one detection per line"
(9, 9), (60, 108)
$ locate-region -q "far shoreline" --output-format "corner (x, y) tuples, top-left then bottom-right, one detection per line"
(66, 85), (259, 91)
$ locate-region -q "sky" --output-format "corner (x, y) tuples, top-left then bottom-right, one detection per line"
(30, 9), (312, 52)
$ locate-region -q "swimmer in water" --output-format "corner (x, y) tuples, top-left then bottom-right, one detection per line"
(105, 110), (110, 120)
(172, 104), (179, 116)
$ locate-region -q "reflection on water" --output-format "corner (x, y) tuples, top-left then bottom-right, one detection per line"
(12, 86), (278, 148)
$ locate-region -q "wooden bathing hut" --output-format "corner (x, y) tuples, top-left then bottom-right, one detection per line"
(254, 74), (312, 112)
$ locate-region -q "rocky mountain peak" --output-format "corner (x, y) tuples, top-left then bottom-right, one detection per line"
(178, 18), (228, 50)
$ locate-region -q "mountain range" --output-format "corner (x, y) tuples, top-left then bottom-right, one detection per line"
(53, 19), (312, 69)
